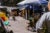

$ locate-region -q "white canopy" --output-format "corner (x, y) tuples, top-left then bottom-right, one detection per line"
(0, 6), (7, 8)
(17, 0), (41, 5)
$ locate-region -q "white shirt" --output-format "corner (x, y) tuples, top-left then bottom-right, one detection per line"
(36, 12), (50, 30)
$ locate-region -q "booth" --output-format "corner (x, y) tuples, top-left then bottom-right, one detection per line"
(17, 0), (48, 19)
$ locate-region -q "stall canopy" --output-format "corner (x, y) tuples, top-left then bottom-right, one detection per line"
(17, 0), (41, 5)
(17, 0), (48, 10)
(17, 0), (48, 5)
(17, 0), (41, 10)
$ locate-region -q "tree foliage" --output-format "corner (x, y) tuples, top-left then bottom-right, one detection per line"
(1, 0), (23, 6)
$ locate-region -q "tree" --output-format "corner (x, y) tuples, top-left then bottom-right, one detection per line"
(1, 0), (23, 6)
